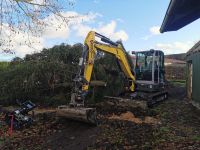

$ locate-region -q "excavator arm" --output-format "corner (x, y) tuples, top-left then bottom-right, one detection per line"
(71, 31), (135, 106)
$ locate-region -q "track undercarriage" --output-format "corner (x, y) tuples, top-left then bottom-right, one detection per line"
(131, 90), (168, 107)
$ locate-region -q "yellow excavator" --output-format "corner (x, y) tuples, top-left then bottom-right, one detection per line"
(57, 31), (167, 124)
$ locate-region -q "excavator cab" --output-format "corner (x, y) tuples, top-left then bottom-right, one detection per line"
(134, 49), (165, 92)
(131, 49), (167, 106)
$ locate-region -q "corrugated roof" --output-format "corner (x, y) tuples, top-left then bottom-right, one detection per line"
(187, 41), (200, 55)
(160, 0), (200, 33)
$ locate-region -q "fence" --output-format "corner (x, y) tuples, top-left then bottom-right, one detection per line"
(165, 65), (186, 80)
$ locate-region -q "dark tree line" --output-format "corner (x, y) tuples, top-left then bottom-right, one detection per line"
(0, 43), (130, 106)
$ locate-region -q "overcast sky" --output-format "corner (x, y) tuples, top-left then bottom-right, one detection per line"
(1, 0), (200, 61)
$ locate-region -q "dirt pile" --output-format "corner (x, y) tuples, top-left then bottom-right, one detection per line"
(108, 111), (160, 125)
(144, 116), (160, 124)
(109, 111), (142, 124)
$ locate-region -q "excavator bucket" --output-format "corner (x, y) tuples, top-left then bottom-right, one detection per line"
(56, 106), (97, 125)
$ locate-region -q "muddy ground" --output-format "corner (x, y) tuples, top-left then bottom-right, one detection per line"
(1, 83), (200, 150)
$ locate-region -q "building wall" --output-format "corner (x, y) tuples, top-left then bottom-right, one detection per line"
(187, 52), (200, 105)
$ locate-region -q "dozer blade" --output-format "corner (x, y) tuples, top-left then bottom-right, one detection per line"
(56, 106), (97, 125)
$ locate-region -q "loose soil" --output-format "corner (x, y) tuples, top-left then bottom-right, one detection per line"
(108, 111), (160, 125)
(1, 83), (200, 150)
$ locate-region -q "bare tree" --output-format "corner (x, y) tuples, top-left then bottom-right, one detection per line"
(0, 0), (76, 53)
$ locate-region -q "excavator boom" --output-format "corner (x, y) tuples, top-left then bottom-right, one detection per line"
(86, 32), (135, 88)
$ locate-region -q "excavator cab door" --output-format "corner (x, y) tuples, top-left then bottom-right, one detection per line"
(153, 50), (165, 84)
